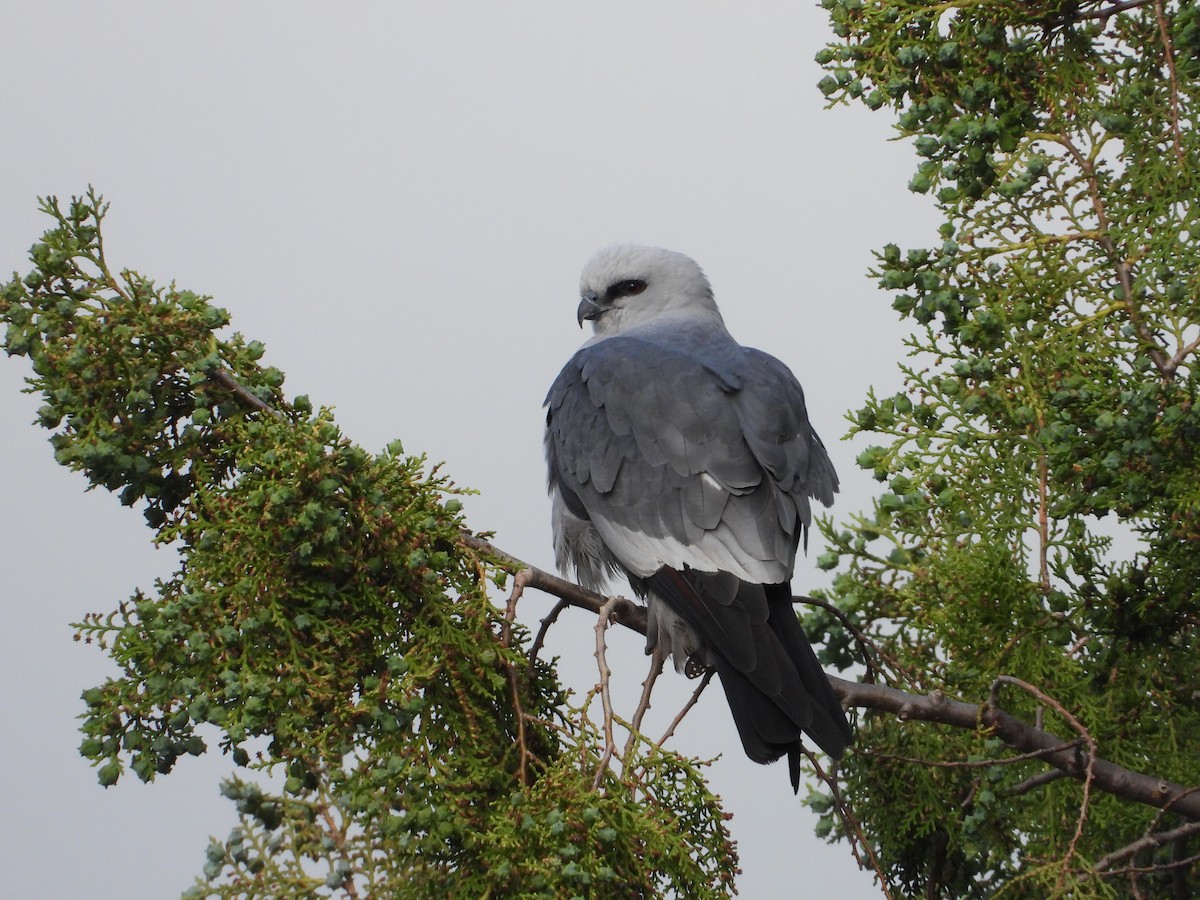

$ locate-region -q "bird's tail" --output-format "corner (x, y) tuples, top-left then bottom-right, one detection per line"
(644, 568), (852, 792)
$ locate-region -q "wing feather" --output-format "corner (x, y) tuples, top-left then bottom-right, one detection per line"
(544, 334), (836, 581)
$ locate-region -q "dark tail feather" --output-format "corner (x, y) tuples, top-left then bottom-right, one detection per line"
(765, 585), (853, 760)
(644, 569), (852, 792)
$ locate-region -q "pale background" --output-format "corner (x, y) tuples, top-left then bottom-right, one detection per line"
(1, 3), (938, 897)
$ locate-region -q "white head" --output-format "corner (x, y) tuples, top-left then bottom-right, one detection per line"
(576, 244), (723, 337)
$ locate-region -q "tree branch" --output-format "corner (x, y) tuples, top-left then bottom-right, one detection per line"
(657, 669), (714, 747)
(460, 534), (647, 634)
(203, 372), (1200, 826)
(500, 569), (532, 786)
(207, 368), (284, 419)
(458, 534), (1200, 820)
(1063, 0), (1155, 25)
(592, 596), (620, 788)
(1058, 134), (1173, 378)
(991, 675), (1096, 884)
(794, 593), (892, 682)
(623, 646), (664, 767)
(1011, 769), (1068, 797)
(803, 747), (894, 897)
(1153, 0), (1185, 166)
(1095, 820), (1200, 873)
(831, 677), (1200, 819)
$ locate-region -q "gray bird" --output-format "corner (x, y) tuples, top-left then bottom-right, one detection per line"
(544, 244), (852, 791)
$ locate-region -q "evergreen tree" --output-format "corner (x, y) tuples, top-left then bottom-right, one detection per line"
(812, 1), (1200, 895)
(0, 192), (737, 897)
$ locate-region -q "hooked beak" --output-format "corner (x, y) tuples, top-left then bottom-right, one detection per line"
(576, 291), (604, 328)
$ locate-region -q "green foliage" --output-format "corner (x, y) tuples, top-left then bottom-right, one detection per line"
(1, 191), (737, 897)
(815, 1), (1200, 896)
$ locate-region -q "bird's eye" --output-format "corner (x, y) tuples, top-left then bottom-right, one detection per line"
(607, 279), (647, 301)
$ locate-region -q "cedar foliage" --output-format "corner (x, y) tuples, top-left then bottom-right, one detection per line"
(811, 1), (1200, 896)
(0, 191), (737, 898)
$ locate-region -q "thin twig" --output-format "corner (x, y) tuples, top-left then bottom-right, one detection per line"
(1153, 0), (1184, 165)
(990, 675), (1096, 886)
(802, 748), (894, 898)
(208, 368), (285, 419)
(316, 801), (360, 898)
(591, 596), (620, 789)
(1065, 0), (1155, 24)
(867, 740), (1082, 770)
(1010, 769), (1068, 797)
(1101, 851), (1200, 883)
(623, 645), (665, 767)
(1095, 820), (1200, 873)
(657, 669), (714, 747)
(794, 594), (891, 682)
(1037, 452), (1051, 593)
(526, 597), (569, 680)
(501, 570), (532, 785)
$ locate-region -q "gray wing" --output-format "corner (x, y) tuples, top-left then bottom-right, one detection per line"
(544, 334), (837, 582)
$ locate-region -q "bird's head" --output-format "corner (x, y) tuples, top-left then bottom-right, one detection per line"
(576, 244), (722, 336)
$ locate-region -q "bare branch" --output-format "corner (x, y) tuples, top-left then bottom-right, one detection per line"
(623, 646), (665, 766)
(526, 597), (569, 680)
(207, 367), (284, 419)
(501, 570), (532, 786)
(1067, 0), (1155, 24)
(461, 536), (1200, 820)
(592, 596), (620, 789)
(1095, 820), (1200, 873)
(1037, 453), (1051, 594)
(657, 670), (714, 748)
(867, 740), (1082, 771)
(803, 748), (894, 898)
(460, 534), (647, 634)
(1011, 769), (1068, 797)
(831, 677), (1200, 819)
(1153, 0), (1185, 165)
(990, 676), (1096, 884)
(794, 593), (892, 681)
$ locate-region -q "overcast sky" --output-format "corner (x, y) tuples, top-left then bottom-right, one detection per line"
(2, 3), (940, 897)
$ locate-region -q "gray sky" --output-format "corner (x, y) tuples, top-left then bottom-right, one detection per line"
(2, 3), (938, 897)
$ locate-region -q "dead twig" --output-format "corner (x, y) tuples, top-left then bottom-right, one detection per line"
(795, 593), (897, 682)
(207, 367), (285, 419)
(802, 747), (894, 899)
(866, 740), (1082, 770)
(526, 597), (569, 680)
(1094, 820), (1200, 874)
(1011, 769), (1068, 797)
(622, 645), (665, 768)
(989, 675), (1096, 887)
(592, 596), (620, 789)
(501, 570), (533, 785)
(656, 669), (714, 748)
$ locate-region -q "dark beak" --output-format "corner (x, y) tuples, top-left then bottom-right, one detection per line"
(576, 291), (604, 328)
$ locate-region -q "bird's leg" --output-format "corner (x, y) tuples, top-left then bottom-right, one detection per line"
(623, 642), (666, 767)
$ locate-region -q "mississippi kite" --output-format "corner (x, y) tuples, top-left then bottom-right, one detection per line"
(544, 244), (852, 790)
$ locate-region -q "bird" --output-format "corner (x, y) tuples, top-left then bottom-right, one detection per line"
(544, 243), (852, 791)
